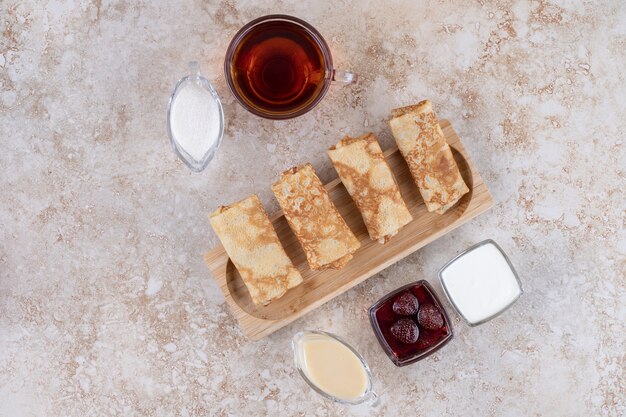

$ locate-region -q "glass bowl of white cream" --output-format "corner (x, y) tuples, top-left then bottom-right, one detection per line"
(167, 61), (224, 172)
(438, 239), (523, 326)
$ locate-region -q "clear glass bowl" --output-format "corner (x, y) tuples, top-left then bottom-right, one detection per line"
(166, 61), (224, 172)
(438, 239), (523, 326)
(368, 281), (454, 367)
(292, 330), (378, 406)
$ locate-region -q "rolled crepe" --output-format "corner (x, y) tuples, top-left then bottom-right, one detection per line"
(272, 163), (360, 270)
(209, 195), (302, 305)
(389, 100), (469, 213)
(328, 133), (413, 243)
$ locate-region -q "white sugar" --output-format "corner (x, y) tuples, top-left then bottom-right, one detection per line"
(170, 82), (221, 161)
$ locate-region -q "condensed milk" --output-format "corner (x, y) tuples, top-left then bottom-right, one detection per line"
(292, 331), (377, 405)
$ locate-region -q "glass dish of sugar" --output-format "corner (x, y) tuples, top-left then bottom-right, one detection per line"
(439, 240), (523, 326)
(167, 61), (224, 172)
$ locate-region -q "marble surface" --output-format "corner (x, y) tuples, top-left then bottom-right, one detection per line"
(1, 1), (624, 416)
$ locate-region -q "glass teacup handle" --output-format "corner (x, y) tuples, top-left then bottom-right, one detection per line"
(331, 69), (358, 85)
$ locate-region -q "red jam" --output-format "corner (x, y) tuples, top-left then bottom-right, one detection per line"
(368, 280), (453, 366)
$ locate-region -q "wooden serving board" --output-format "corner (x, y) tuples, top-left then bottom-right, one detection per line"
(205, 120), (493, 340)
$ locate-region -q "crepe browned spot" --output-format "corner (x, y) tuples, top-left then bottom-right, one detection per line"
(389, 100), (469, 213)
(209, 195), (302, 305)
(272, 163), (360, 270)
(328, 133), (412, 243)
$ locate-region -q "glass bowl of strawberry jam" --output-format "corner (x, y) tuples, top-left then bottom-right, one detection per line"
(368, 281), (453, 367)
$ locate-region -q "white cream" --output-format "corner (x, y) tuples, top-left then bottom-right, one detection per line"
(440, 241), (521, 325)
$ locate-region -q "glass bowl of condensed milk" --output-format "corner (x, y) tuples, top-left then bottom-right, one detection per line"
(292, 331), (378, 406)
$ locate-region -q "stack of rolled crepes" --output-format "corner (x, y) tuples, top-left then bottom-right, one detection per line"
(327, 133), (412, 243)
(388, 100), (469, 214)
(209, 99), (468, 305)
(272, 163), (360, 270)
(209, 195), (302, 306)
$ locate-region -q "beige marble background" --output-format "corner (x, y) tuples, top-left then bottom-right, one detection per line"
(1, 0), (624, 416)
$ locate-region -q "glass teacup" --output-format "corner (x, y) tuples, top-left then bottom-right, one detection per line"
(224, 15), (358, 120)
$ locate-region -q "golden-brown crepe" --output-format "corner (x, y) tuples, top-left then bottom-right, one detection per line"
(328, 133), (413, 243)
(272, 163), (360, 270)
(209, 195), (302, 305)
(389, 100), (469, 213)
